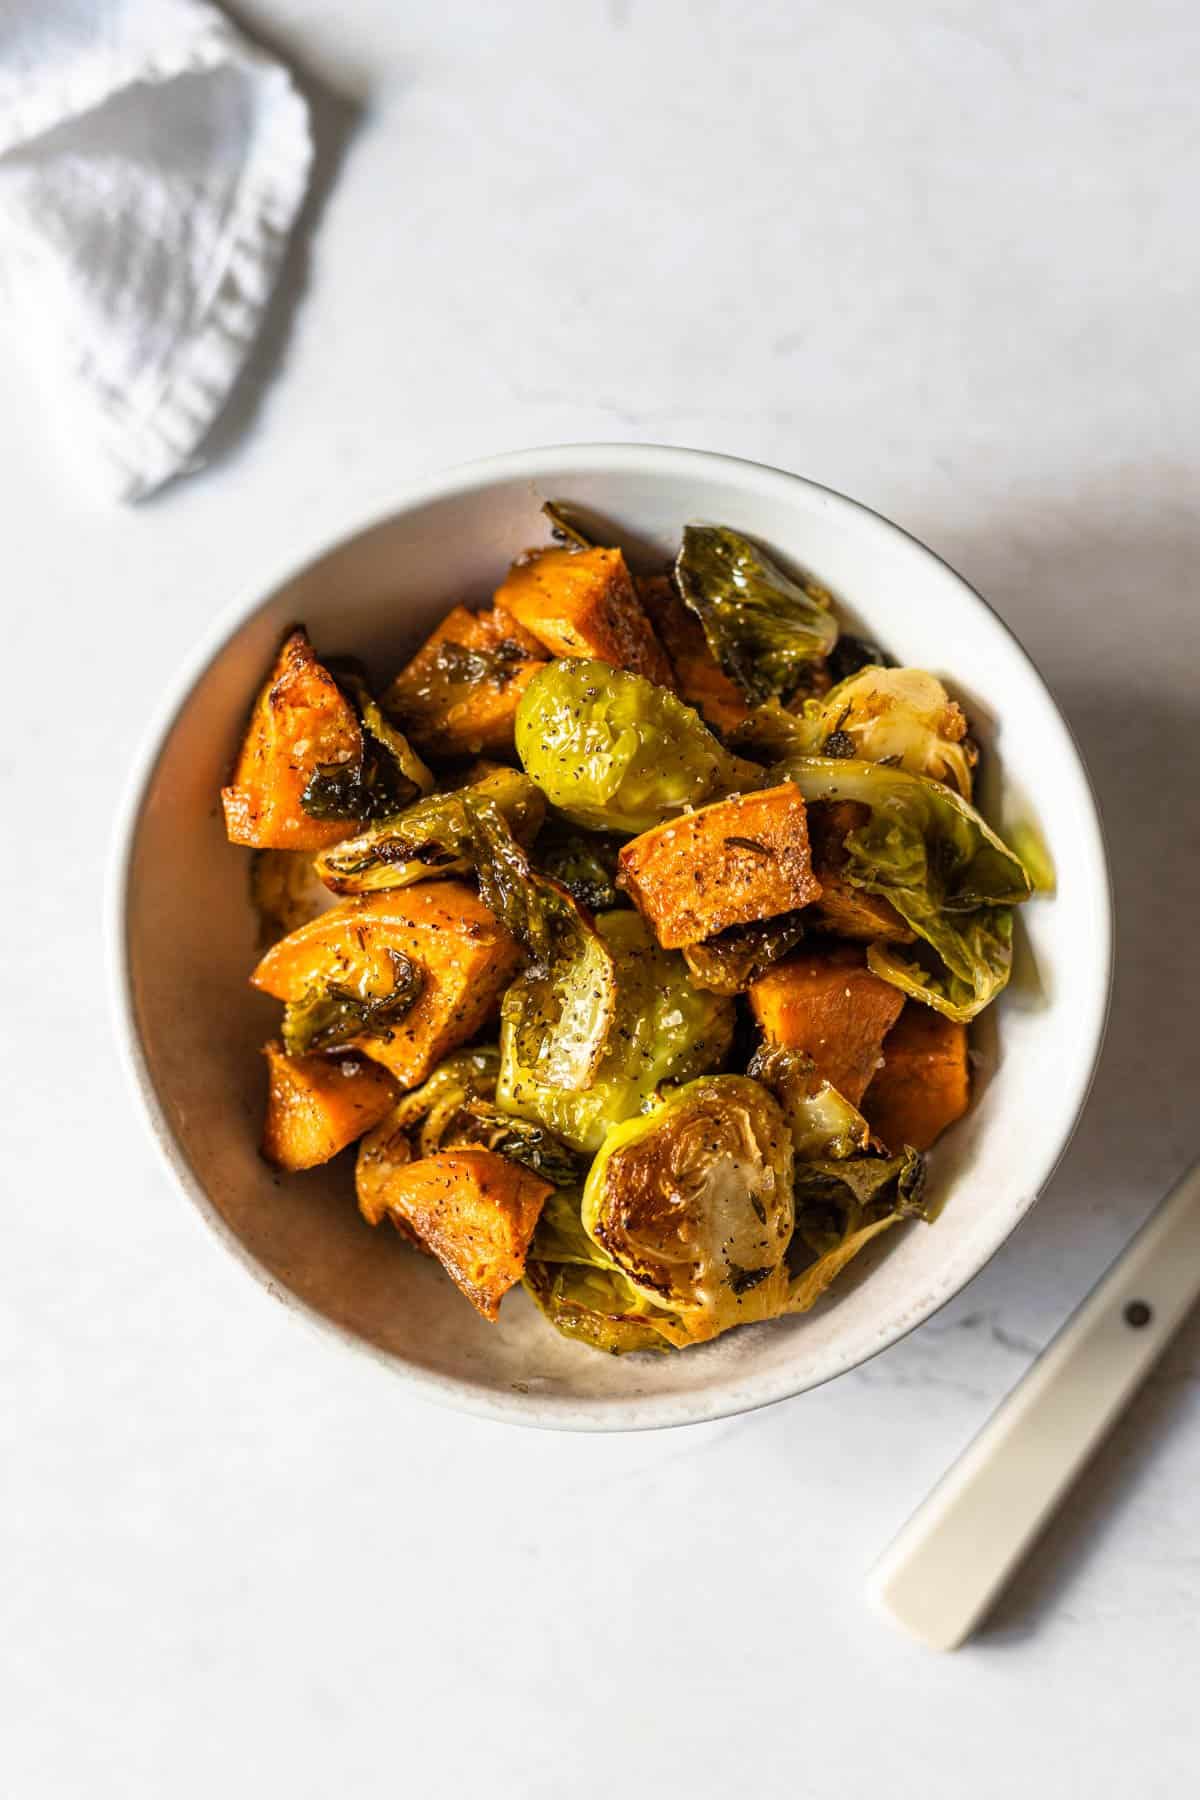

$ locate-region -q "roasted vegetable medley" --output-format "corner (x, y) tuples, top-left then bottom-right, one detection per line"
(223, 505), (1042, 1352)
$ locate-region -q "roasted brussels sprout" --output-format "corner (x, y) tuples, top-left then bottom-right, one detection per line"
(778, 757), (1033, 1020)
(497, 911), (735, 1153)
(580, 1075), (795, 1344)
(514, 659), (764, 834)
(674, 525), (838, 705)
(791, 667), (977, 796)
(313, 766), (545, 894)
(747, 1041), (870, 1159)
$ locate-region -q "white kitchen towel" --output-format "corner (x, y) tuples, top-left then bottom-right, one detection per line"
(0, 0), (312, 500)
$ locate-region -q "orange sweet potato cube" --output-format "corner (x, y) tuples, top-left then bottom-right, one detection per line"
(749, 944), (905, 1105)
(261, 1042), (397, 1171)
(382, 605), (546, 760)
(221, 627), (362, 851)
(863, 1004), (970, 1151)
(251, 882), (522, 1089)
(617, 783), (820, 949)
(495, 546), (675, 688)
(355, 1147), (552, 1320)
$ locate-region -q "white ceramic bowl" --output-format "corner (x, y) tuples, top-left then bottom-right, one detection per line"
(110, 445), (1111, 1430)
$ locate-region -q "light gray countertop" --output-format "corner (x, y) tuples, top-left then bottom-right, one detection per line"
(5, 3), (1198, 1793)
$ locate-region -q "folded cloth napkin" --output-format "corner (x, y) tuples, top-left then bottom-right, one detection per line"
(0, 0), (311, 500)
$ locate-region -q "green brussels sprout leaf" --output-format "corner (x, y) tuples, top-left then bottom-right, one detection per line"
(462, 795), (616, 1092)
(674, 525), (839, 705)
(786, 1147), (928, 1312)
(779, 756), (1034, 1020)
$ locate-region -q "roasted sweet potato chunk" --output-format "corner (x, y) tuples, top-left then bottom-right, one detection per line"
(222, 628), (361, 850)
(382, 605), (546, 760)
(807, 801), (915, 943)
(495, 547), (674, 688)
(261, 1042), (397, 1171)
(863, 1004), (970, 1151)
(355, 1146), (552, 1320)
(251, 882), (522, 1089)
(749, 944), (905, 1105)
(638, 574), (751, 734)
(617, 782), (820, 950)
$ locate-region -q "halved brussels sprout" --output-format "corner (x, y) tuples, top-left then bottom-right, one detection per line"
(581, 1075), (795, 1345)
(314, 766), (545, 894)
(674, 525), (838, 704)
(497, 911), (735, 1153)
(514, 658), (764, 834)
(794, 667), (976, 797)
(747, 1041), (870, 1159)
(778, 756), (1034, 1020)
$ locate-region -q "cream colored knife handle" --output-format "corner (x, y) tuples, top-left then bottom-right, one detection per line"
(868, 1159), (1200, 1651)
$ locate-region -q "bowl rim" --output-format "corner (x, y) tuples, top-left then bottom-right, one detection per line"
(107, 441), (1114, 1432)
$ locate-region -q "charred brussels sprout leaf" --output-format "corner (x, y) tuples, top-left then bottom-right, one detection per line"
(281, 946), (423, 1057)
(581, 1075), (795, 1345)
(497, 911), (735, 1154)
(314, 767), (544, 895)
(827, 634), (892, 685)
(542, 500), (597, 551)
(301, 671), (434, 822)
(379, 1047), (582, 1186)
(779, 756), (1034, 1020)
(786, 1147), (928, 1311)
(682, 910), (808, 996)
(534, 819), (625, 912)
(674, 525), (839, 706)
(747, 1042), (870, 1159)
(515, 658), (765, 834)
(462, 796), (616, 1092)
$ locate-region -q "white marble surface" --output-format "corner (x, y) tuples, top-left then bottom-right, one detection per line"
(5, 3), (1200, 1793)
